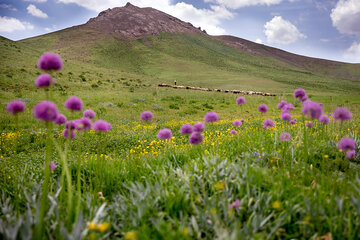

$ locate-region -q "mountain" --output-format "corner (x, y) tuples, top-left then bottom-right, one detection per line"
(85, 2), (206, 39)
(2, 3), (360, 94)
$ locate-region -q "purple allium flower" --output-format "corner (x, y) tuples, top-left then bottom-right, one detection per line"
(65, 96), (83, 111)
(233, 120), (241, 127)
(319, 115), (330, 124)
(76, 118), (92, 131)
(306, 122), (313, 128)
(33, 101), (58, 122)
(302, 100), (323, 119)
(140, 111), (153, 121)
(241, 119), (244, 123)
(284, 103), (294, 111)
(277, 100), (287, 109)
(346, 150), (355, 159)
(35, 74), (55, 88)
(281, 112), (291, 121)
(54, 114), (66, 125)
(157, 128), (172, 140)
(37, 52), (63, 71)
(333, 107), (352, 121)
(92, 120), (111, 132)
(293, 118), (297, 122)
(258, 104), (268, 113)
(204, 111), (219, 123)
(63, 129), (75, 139)
(338, 138), (355, 151)
(193, 122), (205, 132)
(230, 130), (237, 135)
(65, 121), (77, 130)
(180, 124), (193, 135)
(83, 109), (96, 119)
(299, 95), (308, 102)
(189, 132), (204, 145)
(6, 100), (25, 115)
(50, 161), (56, 171)
(236, 97), (246, 105)
(294, 88), (306, 100)
(229, 199), (241, 210)
(280, 132), (291, 141)
(290, 120), (296, 125)
(263, 119), (274, 129)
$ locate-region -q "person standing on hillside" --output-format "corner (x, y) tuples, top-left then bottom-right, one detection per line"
(174, 79), (177, 85)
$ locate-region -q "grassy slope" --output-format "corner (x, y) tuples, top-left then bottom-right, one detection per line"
(13, 31), (360, 95)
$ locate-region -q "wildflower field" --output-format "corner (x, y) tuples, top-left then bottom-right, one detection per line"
(1, 52), (360, 240)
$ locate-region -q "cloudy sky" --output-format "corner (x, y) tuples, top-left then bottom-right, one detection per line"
(0, 0), (359, 63)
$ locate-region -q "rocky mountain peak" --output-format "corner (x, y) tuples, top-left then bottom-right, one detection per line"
(85, 3), (206, 39)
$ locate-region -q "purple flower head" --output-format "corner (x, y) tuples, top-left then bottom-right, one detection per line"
(284, 104), (294, 111)
(302, 100), (323, 119)
(65, 96), (83, 111)
(333, 107), (352, 121)
(204, 111), (219, 123)
(346, 150), (355, 159)
(50, 161), (56, 171)
(83, 109), (96, 119)
(157, 128), (172, 140)
(35, 74), (55, 88)
(233, 120), (242, 127)
(230, 130), (237, 135)
(280, 132), (291, 141)
(54, 114), (66, 125)
(189, 132), (204, 145)
(33, 101), (58, 122)
(281, 112), (291, 121)
(193, 122), (205, 132)
(6, 100), (25, 115)
(277, 100), (287, 109)
(338, 138), (355, 151)
(290, 120), (296, 125)
(241, 119), (245, 123)
(92, 120), (111, 132)
(236, 97), (246, 105)
(258, 104), (268, 113)
(294, 88), (306, 100)
(76, 118), (92, 131)
(293, 118), (297, 122)
(65, 121), (77, 130)
(140, 111), (153, 121)
(229, 199), (241, 210)
(37, 52), (63, 71)
(306, 122), (313, 128)
(180, 124), (193, 135)
(300, 95), (308, 102)
(319, 115), (330, 124)
(63, 129), (75, 139)
(263, 119), (275, 129)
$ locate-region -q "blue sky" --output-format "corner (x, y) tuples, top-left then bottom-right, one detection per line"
(0, 0), (359, 63)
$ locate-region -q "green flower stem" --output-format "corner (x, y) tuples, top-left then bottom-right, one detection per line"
(36, 121), (53, 239)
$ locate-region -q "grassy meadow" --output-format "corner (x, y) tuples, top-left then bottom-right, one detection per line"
(0, 32), (360, 239)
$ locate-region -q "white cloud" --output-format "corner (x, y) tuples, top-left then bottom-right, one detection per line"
(24, 0), (47, 2)
(204, 0), (282, 9)
(0, 16), (34, 33)
(27, 4), (48, 18)
(344, 41), (360, 62)
(331, 0), (360, 35)
(264, 16), (306, 44)
(255, 38), (263, 44)
(0, 4), (17, 11)
(56, 0), (233, 35)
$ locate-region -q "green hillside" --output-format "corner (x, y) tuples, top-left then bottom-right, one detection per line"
(9, 32), (359, 95)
